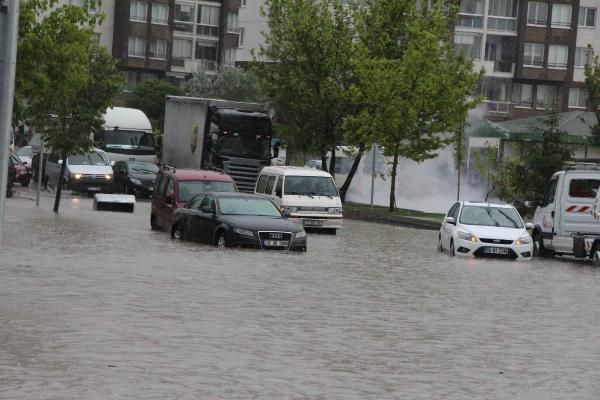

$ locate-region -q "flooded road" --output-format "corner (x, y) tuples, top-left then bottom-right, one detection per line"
(1, 194), (600, 399)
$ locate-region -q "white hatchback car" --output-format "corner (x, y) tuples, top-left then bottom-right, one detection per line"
(439, 201), (534, 261)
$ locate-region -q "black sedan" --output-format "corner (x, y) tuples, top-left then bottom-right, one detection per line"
(171, 192), (307, 251)
(113, 160), (158, 197)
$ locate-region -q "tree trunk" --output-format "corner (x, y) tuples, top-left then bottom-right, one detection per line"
(321, 153), (328, 172)
(389, 149), (399, 212)
(53, 153), (68, 213)
(329, 146), (336, 177)
(339, 144), (366, 202)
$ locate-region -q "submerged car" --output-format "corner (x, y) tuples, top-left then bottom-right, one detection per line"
(113, 160), (158, 197)
(439, 201), (533, 260)
(10, 153), (32, 186)
(171, 192), (307, 251)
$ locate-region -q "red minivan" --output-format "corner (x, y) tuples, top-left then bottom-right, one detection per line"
(151, 166), (237, 232)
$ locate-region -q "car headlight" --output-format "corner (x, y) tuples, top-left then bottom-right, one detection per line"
(515, 235), (532, 245)
(74, 173), (82, 180)
(328, 207), (342, 214)
(105, 174), (112, 180)
(295, 230), (307, 239)
(233, 228), (254, 237)
(457, 231), (478, 242)
(282, 206), (298, 214)
(130, 178), (142, 186)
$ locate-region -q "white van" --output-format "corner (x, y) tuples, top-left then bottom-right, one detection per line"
(46, 148), (114, 194)
(255, 166), (343, 233)
(531, 167), (600, 257)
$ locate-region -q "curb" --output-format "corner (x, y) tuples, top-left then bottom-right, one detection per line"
(344, 209), (442, 231)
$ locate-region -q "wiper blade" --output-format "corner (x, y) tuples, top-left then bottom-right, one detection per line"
(311, 192), (333, 199)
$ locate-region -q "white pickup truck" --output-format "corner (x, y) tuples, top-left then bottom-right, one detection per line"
(531, 168), (600, 263)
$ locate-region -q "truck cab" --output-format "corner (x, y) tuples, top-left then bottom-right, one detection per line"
(532, 169), (600, 256)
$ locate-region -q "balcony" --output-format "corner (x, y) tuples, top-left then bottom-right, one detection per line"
(457, 14), (483, 28)
(487, 16), (517, 32)
(197, 25), (219, 38)
(485, 100), (510, 113)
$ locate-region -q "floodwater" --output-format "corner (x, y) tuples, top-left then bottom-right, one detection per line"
(1, 192), (600, 399)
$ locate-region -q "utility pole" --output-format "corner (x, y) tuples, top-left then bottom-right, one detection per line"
(0, 0), (20, 245)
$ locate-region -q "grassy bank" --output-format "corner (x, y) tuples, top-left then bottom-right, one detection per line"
(344, 202), (445, 222)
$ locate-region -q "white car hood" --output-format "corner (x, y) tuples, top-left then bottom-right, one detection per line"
(283, 195), (342, 208)
(68, 164), (113, 175)
(459, 224), (527, 240)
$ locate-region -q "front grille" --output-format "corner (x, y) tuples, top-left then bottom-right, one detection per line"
(480, 238), (513, 245)
(222, 160), (263, 193)
(258, 231), (293, 250)
(81, 174), (108, 180)
(473, 247), (518, 260)
(299, 206), (328, 212)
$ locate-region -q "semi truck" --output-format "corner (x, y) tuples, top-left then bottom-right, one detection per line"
(162, 96), (274, 192)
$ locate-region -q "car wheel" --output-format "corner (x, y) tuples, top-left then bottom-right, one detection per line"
(216, 231), (227, 248)
(172, 225), (184, 241)
(450, 240), (455, 257)
(532, 230), (552, 258)
(593, 251), (600, 267)
(150, 214), (159, 231)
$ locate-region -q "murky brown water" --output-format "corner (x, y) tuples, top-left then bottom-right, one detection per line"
(1, 192), (600, 399)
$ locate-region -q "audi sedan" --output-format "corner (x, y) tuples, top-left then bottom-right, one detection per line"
(171, 192), (307, 251)
(439, 201), (533, 261)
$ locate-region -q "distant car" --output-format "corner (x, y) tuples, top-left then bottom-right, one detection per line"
(16, 145), (33, 166)
(9, 153), (32, 186)
(171, 192), (307, 251)
(6, 156), (16, 197)
(113, 160), (158, 197)
(151, 167), (237, 232)
(439, 201), (533, 260)
(46, 148), (114, 194)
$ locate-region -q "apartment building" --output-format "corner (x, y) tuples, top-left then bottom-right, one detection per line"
(456, 0), (600, 121)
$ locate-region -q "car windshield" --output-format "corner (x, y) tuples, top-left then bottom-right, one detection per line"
(178, 180), (236, 203)
(9, 155), (21, 165)
(128, 161), (158, 174)
(68, 152), (109, 166)
(16, 147), (32, 157)
(218, 197), (282, 217)
(284, 176), (339, 197)
(459, 205), (524, 228)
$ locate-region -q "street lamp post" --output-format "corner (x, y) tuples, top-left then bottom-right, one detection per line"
(0, 0), (20, 245)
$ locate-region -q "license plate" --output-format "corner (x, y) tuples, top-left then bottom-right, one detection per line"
(264, 240), (289, 247)
(484, 247), (509, 255)
(303, 219), (324, 226)
(88, 187), (101, 191)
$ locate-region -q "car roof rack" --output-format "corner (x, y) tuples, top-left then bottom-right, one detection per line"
(563, 161), (600, 172)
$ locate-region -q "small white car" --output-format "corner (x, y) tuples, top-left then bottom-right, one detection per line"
(439, 201), (533, 260)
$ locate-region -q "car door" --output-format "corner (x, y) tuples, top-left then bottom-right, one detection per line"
(113, 162), (126, 190)
(186, 194), (206, 241)
(45, 152), (61, 186)
(441, 202), (460, 250)
(272, 176), (283, 207)
(535, 177), (559, 250)
(197, 195), (218, 244)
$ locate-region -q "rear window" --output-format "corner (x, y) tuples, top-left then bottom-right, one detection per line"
(569, 179), (600, 198)
(178, 180), (236, 203)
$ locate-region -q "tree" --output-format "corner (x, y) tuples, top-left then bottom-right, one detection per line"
(254, 0), (355, 176)
(126, 79), (184, 129)
(185, 66), (264, 102)
(16, 0), (123, 212)
(347, 2), (481, 211)
(584, 51), (600, 144)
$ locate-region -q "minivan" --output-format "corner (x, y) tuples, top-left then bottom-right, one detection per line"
(254, 166), (343, 233)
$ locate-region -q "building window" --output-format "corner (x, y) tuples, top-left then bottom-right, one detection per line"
(512, 83), (533, 107)
(123, 71), (137, 91)
(548, 45), (568, 69)
(241, 0), (247, 6)
(224, 48), (237, 65)
(238, 27), (245, 48)
(195, 41), (217, 62)
(578, 7), (596, 28)
(130, 0), (148, 22)
(128, 36), (146, 57)
(487, 0), (517, 31)
(536, 85), (557, 109)
(575, 47), (593, 68)
(527, 2), (548, 25)
(457, 0), (484, 28)
(479, 77), (509, 101)
(523, 43), (544, 67)
(454, 33), (482, 59)
(174, 4), (195, 33)
(172, 38), (193, 59)
(149, 39), (167, 59)
(227, 12), (239, 32)
(569, 87), (587, 108)
(93, 32), (101, 43)
(151, 3), (169, 24)
(551, 4), (571, 28)
(197, 5), (220, 37)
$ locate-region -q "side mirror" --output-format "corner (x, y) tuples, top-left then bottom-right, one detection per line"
(111, 161), (116, 166)
(526, 222), (534, 230)
(201, 205), (214, 214)
(445, 216), (456, 225)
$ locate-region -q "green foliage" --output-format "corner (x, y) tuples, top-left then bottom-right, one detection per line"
(346, 0), (481, 210)
(493, 105), (573, 209)
(125, 79), (184, 129)
(16, 0), (123, 211)
(254, 0), (355, 170)
(584, 52), (600, 145)
(185, 66), (264, 102)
